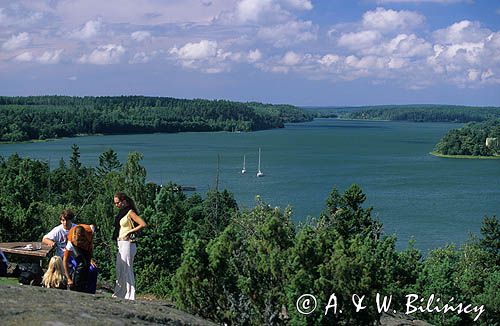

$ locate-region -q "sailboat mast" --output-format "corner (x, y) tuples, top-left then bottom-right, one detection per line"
(258, 148), (261, 171)
(257, 148), (264, 177)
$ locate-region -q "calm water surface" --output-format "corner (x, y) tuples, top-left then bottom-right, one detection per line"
(1, 119), (498, 253)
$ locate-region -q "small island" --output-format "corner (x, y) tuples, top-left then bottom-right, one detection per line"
(432, 118), (500, 159)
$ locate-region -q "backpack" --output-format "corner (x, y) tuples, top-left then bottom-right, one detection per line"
(0, 250), (7, 276)
(68, 224), (94, 253)
(18, 263), (43, 286)
(70, 246), (91, 292)
(0, 259), (7, 277)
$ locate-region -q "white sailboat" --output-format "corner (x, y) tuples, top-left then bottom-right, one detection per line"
(257, 148), (264, 177)
(241, 155), (246, 174)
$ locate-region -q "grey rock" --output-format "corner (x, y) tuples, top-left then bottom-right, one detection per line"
(0, 284), (216, 326)
(380, 311), (433, 326)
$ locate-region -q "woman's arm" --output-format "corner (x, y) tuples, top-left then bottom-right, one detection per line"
(127, 211), (147, 235)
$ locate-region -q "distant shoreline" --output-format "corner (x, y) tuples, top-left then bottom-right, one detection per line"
(429, 151), (500, 160)
(0, 133), (104, 145)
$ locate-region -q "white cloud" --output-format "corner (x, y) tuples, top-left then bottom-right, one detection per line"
(362, 7), (425, 33)
(236, 0), (275, 23)
(129, 51), (151, 64)
(282, 51), (301, 65)
(169, 40), (234, 73)
(131, 31), (152, 42)
(170, 40), (218, 60)
(385, 34), (432, 57)
(129, 50), (161, 64)
(2, 32), (31, 50)
(318, 54), (340, 67)
(247, 49), (262, 62)
(0, 7), (44, 27)
(257, 20), (317, 47)
(281, 0), (313, 10)
(488, 32), (500, 50)
(217, 0), (311, 25)
(481, 69), (494, 80)
(13, 51), (34, 62)
(37, 49), (64, 64)
(2, 0), (499, 90)
(70, 19), (102, 39)
(68, 76), (78, 81)
(338, 30), (382, 50)
(320, 8), (500, 88)
(433, 20), (491, 44)
(345, 55), (386, 70)
(430, 42), (485, 67)
(427, 21), (500, 85)
(361, 33), (433, 58)
(78, 44), (125, 64)
(42, 0), (230, 26)
(467, 68), (480, 81)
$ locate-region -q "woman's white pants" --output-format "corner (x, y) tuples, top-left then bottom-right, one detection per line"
(113, 240), (136, 300)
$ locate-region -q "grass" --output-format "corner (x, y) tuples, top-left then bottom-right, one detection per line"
(430, 151), (500, 159)
(0, 277), (20, 286)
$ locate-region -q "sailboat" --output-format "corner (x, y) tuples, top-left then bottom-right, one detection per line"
(241, 155), (246, 174)
(257, 148), (264, 177)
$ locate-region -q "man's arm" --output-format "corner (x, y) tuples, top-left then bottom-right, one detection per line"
(42, 226), (58, 247)
(41, 237), (55, 247)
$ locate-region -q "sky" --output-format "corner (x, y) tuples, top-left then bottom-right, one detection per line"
(0, 0), (499, 106)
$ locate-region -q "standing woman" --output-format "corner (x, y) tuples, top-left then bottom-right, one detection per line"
(112, 192), (146, 300)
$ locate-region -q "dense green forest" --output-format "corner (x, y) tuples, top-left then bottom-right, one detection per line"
(0, 148), (498, 325)
(339, 105), (500, 123)
(0, 96), (314, 142)
(434, 119), (500, 156)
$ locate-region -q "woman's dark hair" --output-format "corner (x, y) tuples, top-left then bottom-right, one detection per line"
(112, 192), (138, 241)
(114, 192), (138, 213)
(60, 209), (75, 221)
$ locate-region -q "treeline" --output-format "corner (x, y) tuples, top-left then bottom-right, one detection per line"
(342, 105), (500, 123)
(0, 148), (498, 325)
(434, 118), (500, 156)
(248, 102), (317, 122)
(0, 96), (314, 142)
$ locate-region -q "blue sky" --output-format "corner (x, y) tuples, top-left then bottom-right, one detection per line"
(1, 0), (499, 106)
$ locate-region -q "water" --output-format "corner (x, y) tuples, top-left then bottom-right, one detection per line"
(1, 119), (498, 253)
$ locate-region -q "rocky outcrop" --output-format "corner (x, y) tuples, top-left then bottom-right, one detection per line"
(0, 284), (215, 325)
(0, 283), (433, 325)
(380, 311), (433, 326)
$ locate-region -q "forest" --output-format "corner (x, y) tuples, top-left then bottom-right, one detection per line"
(341, 104), (500, 123)
(434, 119), (500, 157)
(0, 96), (314, 142)
(0, 147), (498, 325)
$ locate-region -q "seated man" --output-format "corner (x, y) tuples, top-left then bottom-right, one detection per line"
(63, 224), (98, 293)
(42, 209), (76, 257)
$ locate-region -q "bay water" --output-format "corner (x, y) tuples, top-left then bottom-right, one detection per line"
(1, 118), (498, 253)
